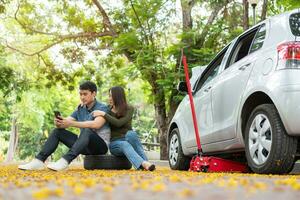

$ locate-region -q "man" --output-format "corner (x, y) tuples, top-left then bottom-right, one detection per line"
(18, 81), (110, 171)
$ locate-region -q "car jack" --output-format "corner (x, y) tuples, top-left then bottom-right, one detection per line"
(182, 54), (248, 173)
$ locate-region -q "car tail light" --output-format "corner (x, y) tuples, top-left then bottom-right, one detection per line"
(277, 41), (300, 69)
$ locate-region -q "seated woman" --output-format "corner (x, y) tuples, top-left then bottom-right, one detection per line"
(93, 86), (155, 171)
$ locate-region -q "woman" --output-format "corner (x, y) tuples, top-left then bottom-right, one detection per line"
(93, 86), (155, 171)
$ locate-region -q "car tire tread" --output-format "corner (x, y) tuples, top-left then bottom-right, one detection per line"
(245, 104), (297, 174)
(168, 128), (191, 170)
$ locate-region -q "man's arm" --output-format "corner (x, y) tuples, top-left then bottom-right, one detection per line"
(57, 116), (106, 129)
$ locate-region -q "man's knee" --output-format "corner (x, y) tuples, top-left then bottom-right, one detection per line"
(125, 131), (138, 141)
(51, 128), (63, 137)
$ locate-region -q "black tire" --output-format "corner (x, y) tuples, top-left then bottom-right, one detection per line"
(84, 155), (132, 170)
(168, 128), (191, 170)
(245, 104), (297, 174)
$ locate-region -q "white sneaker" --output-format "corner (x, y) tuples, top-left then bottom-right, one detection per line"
(18, 159), (45, 170)
(47, 158), (69, 171)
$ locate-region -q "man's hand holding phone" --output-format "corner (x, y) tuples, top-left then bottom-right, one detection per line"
(54, 111), (64, 128)
(54, 111), (74, 128)
(54, 111), (63, 120)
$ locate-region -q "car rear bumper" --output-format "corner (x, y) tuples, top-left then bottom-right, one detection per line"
(274, 84), (300, 135)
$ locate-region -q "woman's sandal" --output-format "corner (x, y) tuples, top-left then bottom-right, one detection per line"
(141, 162), (156, 171)
(148, 164), (156, 171)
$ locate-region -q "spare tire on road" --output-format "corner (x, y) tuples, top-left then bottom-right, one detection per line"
(84, 155), (132, 170)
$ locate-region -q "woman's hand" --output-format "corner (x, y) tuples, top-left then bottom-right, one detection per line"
(93, 110), (106, 117)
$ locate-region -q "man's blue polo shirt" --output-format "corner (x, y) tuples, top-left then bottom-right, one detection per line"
(70, 100), (111, 144)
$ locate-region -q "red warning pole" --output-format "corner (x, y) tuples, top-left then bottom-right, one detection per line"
(182, 55), (202, 154)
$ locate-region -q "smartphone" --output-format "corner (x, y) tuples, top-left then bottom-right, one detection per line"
(54, 111), (63, 120)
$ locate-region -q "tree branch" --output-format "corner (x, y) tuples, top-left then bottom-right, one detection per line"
(261, 0), (268, 21)
(243, 0), (249, 30)
(8, 0), (117, 56)
(5, 31), (114, 56)
(196, 0), (234, 48)
(181, 0), (195, 31)
(14, 0), (59, 36)
(92, 0), (117, 36)
(129, 0), (149, 45)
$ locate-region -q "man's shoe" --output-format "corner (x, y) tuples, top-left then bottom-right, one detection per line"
(18, 159), (45, 170)
(47, 158), (69, 171)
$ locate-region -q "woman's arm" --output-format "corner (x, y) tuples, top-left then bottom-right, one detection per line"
(104, 106), (134, 127)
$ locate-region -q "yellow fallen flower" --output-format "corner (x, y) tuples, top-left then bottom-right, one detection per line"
(32, 187), (64, 199)
(151, 183), (166, 192)
(178, 188), (195, 197)
(169, 175), (181, 182)
(102, 185), (113, 192)
(73, 185), (85, 195)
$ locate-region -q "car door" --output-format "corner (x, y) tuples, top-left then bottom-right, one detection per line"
(209, 24), (267, 143)
(184, 47), (229, 148)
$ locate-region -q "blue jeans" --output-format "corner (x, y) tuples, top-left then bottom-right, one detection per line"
(36, 128), (108, 163)
(109, 131), (148, 169)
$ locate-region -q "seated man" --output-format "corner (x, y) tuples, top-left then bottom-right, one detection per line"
(18, 81), (110, 171)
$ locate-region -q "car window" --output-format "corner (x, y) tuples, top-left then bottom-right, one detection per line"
(249, 24), (266, 53)
(290, 12), (300, 36)
(226, 26), (261, 68)
(195, 50), (226, 92)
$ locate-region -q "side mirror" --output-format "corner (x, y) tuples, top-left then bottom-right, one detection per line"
(177, 81), (188, 93)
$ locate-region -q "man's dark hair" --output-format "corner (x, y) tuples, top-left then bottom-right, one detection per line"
(79, 81), (97, 93)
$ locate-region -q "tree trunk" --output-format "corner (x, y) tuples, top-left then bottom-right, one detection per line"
(168, 88), (180, 124)
(261, 0), (268, 21)
(6, 117), (18, 162)
(243, 0), (249, 31)
(148, 74), (168, 160)
(155, 102), (168, 160)
(166, 0), (196, 123)
(196, 1), (234, 49)
(181, 0), (195, 32)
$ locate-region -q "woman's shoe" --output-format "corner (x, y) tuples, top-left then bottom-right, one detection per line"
(141, 161), (156, 171)
(148, 164), (156, 171)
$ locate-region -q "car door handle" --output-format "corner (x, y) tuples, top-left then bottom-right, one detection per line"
(238, 63), (251, 71)
(204, 86), (212, 92)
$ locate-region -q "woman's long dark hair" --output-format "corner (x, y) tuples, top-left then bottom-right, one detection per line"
(110, 86), (128, 117)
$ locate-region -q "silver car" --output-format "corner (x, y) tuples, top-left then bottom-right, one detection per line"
(168, 8), (300, 174)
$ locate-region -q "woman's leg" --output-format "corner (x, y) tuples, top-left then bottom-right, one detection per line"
(36, 128), (78, 162)
(125, 131), (148, 161)
(109, 139), (144, 169)
(62, 128), (107, 163)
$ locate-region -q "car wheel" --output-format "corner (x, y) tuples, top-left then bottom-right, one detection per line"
(245, 104), (297, 174)
(168, 128), (191, 170)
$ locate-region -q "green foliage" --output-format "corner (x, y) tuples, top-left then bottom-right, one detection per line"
(0, 47), (29, 99)
(115, 32), (141, 53)
(276, 0), (300, 10)
(0, 93), (11, 132)
(60, 47), (86, 64)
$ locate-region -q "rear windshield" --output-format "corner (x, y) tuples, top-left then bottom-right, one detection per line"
(290, 13), (300, 36)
